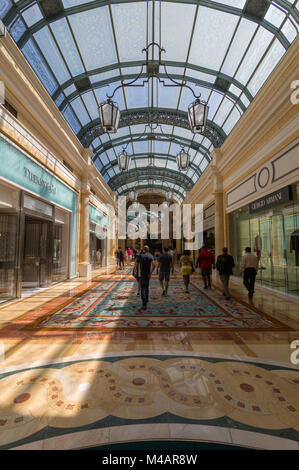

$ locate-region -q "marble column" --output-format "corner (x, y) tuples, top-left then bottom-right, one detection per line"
(79, 187), (91, 278)
(78, 149), (92, 279)
(211, 149), (225, 258)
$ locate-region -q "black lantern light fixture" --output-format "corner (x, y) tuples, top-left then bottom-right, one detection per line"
(176, 148), (190, 171)
(117, 148), (131, 172)
(98, 99), (120, 133)
(99, 42), (208, 135)
(188, 98), (209, 134)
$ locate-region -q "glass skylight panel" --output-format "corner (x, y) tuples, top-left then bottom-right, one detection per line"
(153, 141), (170, 155)
(63, 105), (81, 134)
(207, 91), (224, 120)
(178, 85), (210, 112)
(69, 7), (117, 70)
(34, 27), (71, 85)
(100, 153), (110, 166)
(94, 159), (103, 172)
(200, 137), (213, 150)
(133, 141), (149, 155)
(222, 107), (241, 135)
(91, 138), (102, 150)
(129, 124), (149, 135)
(160, 2), (196, 62)
(155, 82), (180, 108)
(165, 66), (185, 76)
(125, 80), (149, 108)
(0, 0), (12, 19)
(264, 4), (286, 28)
(213, 97), (234, 127)
(107, 168), (115, 178)
(55, 93), (65, 107)
(121, 67), (145, 77)
(235, 27), (274, 85)
(94, 83), (126, 110)
(70, 97), (90, 126)
(90, 70), (120, 83)
(50, 18), (85, 77)
(229, 84), (242, 98)
(63, 0), (95, 7)
(112, 2), (147, 62)
(216, 0), (246, 7)
(64, 83), (77, 96)
(247, 39), (285, 96)
(185, 69), (216, 84)
(154, 159), (167, 168)
(22, 4), (43, 27)
(167, 160), (179, 171)
(199, 159), (209, 173)
(221, 18), (258, 77)
(239, 93), (250, 108)
(9, 15), (26, 42)
(281, 18), (298, 43)
(22, 38), (58, 95)
(172, 126), (194, 141)
(82, 91), (99, 121)
(189, 7), (239, 70)
(192, 153), (204, 166)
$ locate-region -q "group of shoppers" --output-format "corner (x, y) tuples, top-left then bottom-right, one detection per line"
(131, 243), (259, 309)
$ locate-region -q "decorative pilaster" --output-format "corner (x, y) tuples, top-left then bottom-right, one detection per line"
(211, 149), (225, 258)
(78, 149), (93, 278)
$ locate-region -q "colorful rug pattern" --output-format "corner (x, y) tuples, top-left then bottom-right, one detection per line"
(32, 277), (287, 330)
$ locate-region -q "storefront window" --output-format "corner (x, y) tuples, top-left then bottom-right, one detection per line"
(0, 214), (18, 302)
(52, 209), (70, 282)
(229, 183), (299, 296)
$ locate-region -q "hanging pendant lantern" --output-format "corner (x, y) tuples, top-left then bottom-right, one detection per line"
(176, 148), (190, 171)
(166, 190), (173, 202)
(98, 99), (120, 133)
(129, 190), (137, 202)
(188, 99), (209, 134)
(117, 149), (131, 172)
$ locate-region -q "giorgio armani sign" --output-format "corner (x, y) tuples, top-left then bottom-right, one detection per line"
(249, 186), (292, 214)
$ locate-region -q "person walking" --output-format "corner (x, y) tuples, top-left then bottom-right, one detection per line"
(180, 249), (194, 294)
(158, 247), (174, 296)
(216, 247), (235, 300)
(154, 248), (161, 274)
(134, 245), (155, 310)
(241, 247), (259, 300)
(118, 248), (125, 270)
(196, 244), (215, 289)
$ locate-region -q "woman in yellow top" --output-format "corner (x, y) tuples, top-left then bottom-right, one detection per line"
(180, 249), (194, 294)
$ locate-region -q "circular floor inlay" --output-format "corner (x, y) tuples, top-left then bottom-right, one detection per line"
(133, 378), (145, 386)
(14, 393), (31, 404)
(78, 382), (91, 391)
(240, 383), (254, 392)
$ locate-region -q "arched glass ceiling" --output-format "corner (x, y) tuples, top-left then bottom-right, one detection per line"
(1, 0), (298, 196)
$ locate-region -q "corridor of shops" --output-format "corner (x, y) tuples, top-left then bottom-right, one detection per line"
(0, 0), (298, 452)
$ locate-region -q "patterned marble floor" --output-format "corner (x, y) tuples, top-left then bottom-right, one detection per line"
(0, 263), (298, 450)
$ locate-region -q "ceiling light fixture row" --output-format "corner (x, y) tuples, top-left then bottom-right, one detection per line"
(99, 42), (209, 173)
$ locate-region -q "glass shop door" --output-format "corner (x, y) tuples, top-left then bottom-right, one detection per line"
(22, 217), (53, 288)
(0, 213), (19, 303)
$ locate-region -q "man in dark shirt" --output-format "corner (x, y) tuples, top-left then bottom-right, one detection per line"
(216, 247), (235, 300)
(134, 245), (155, 310)
(158, 247), (174, 296)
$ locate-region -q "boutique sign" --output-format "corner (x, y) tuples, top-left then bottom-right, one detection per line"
(24, 166), (57, 194)
(249, 185), (292, 214)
